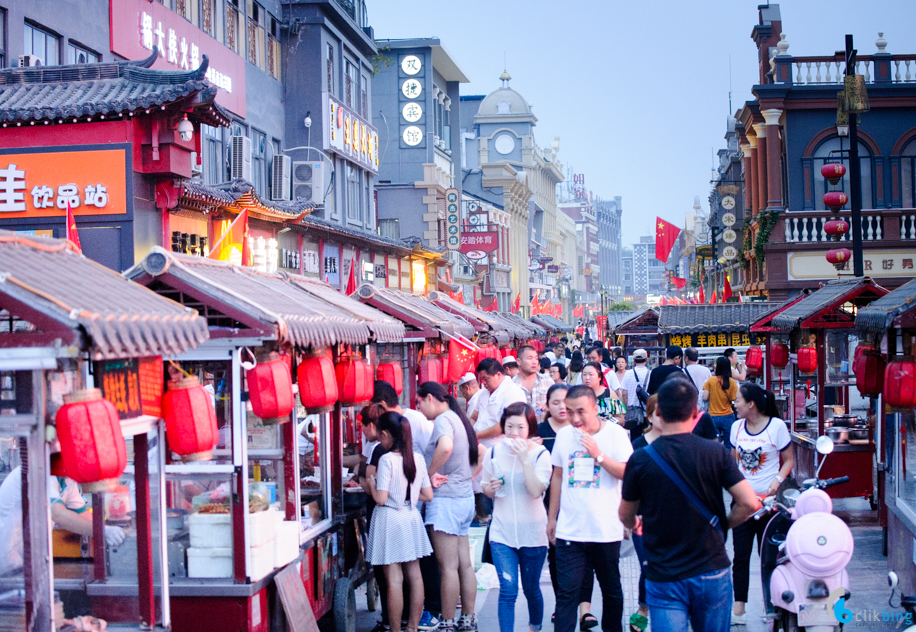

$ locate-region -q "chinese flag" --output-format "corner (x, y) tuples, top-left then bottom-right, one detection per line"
(512, 292), (521, 314)
(448, 335), (478, 383)
(454, 289), (464, 304)
(655, 217), (681, 263)
(345, 258), (358, 294)
(530, 294), (538, 313)
(659, 297), (668, 306)
(65, 200), (81, 253)
(671, 276), (687, 289)
(723, 276), (733, 302)
(711, 289), (718, 304)
(554, 303), (563, 318)
(482, 300), (497, 313)
(698, 284), (706, 304)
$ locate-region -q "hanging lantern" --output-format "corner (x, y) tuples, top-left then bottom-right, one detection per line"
(853, 343), (875, 368)
(820, 163), (847, 185)
(826, 247), (852, 271)
(297, 354), (338, 413)
(476, 346), (489, 366)
(500, 347), (513, 359)
(771, 343), (790, 370)
(745, 346), (764, 372)
(823, 191), (848, 211)
(854, 350), (886, 398)
(797, 346), (818, 375)
(885, 358), (916, 411)
(440, 356), (451, 384)
(163, 376), (219, 463)
(247, 359), (294, 425)
(55, 389), (126, 492)
(824, 219), (849, 241)
(336, 357), (370, 406)
(377, 363), (403, 395)
(361, 361), (375, 402)
(418, 357), (442, 384)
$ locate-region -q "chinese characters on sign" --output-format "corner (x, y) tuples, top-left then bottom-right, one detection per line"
(666, 332), (760, 349)
(325, 94), (379, 174)
(97, 356), (163, 420)
(280, 247), (300, 270)
(788, 251), (916, 279)
(458, 231), (498, 261)
(445, 188), (461, 251)
(402, 102), (423, 123)
(403, 126), (423, 146)
(401, 55), (422, 75)
(401, 79), (422, 99)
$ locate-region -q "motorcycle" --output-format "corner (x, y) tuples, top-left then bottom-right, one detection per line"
(887, 572), (916, 632)
(752, 436), (853, 632)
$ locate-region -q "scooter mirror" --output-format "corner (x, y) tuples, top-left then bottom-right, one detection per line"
(889, 571), (899, 589)
(816, 435), (835, 455)
(784, 489), (801, 502)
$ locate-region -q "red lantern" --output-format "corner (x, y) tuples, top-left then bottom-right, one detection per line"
(826, 248), (852, 271)
(440, 356), (452, 384)
(490, 345), (500, 360)
(247, 359), (294, 425)
(854, 350), (886, 397)
(885, 358), (916, 411)
(163, 377), (219, 463)
(361, 361), (375, 402)
(797, 346), (818, 374)
(820, 162), (847, 185)
(745, 346), (763, 372)
(418, 357), (442, 384)
(55, 389), (126, 492)
(500, 347), (513, 359)
(854, 343), (874, 367)
(824, 219), (849, 241)
(336, 358), (370, 406)
(377, 363), (403, 395)
(297, 354), (338, 413)
(771, 343), (790, 369)
(476, 347), (489, 366)
(823, 191), (848, 211)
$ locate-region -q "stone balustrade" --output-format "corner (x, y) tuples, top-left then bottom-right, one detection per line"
(781, 210), (916, 244)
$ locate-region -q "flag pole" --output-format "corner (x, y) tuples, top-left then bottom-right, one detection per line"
(435, 329), (481, 350)
(208, 209), (248, 259)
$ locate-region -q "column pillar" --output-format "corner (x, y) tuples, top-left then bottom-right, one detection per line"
(741, 140), (756, 219)
(762, 108), (784, 210)
(752, 122), (768, 215)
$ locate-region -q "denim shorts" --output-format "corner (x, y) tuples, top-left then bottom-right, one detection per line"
(424, 495), (475, 536)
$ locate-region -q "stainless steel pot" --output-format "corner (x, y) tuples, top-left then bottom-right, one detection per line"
(831, 414), (857, 428)
(825, 426), (849, 443)
(849, 427), (870, 441)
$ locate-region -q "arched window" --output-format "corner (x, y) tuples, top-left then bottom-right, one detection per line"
(900, 139), (916, 208)
(497, 100), (510, 114)
(812, 137), (874, 210)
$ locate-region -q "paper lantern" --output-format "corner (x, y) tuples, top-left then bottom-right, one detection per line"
(826, 248), (852, 271)
(823, 191), (848, 211)
(337, 358), (370, 406)
(377, 363), (403, 395)
(55, 389), (126, 492)
(298, 354), (338, 413)
(500, 347), (513, 359)
(797, 346), (818, 375)
(820, 162), (847, 185)
(163, 377), (219, 462)
(361, 361), (375, 402)
(418, 357), (442, 384)
(854, 343), (874, 367)
(247, 359), (294, 425)
(771, 343), (790, 370)
(476, 347), (489, 366)
(824, 219), (849, 241)
(854, 350), (885, 398)
(885, 359), (916, 411)
(440, 356), (451, 384)
(745, 346), (763, 372)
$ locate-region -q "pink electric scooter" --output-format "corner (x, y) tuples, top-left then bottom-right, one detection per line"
(752, 436), (853, 632)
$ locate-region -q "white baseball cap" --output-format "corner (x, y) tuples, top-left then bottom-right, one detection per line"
(457, 373), (476, 386)
(502, 356), (518, 366)
(633, 349), (649, 359)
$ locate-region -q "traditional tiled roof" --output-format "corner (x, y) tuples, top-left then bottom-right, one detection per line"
(427, 291), (529, 344)
(771, 278), (885, 331)
(658, 303), (778, 334)
(856, 278), (916, 337)
(603, 311), (638, 329)
(0, 231), (208, 359)
(298, 214), (447, 261)
(180, 179), (314, 222)
(498, 313), (547, 338)
(355, 284), (475, 341)
(532, 314), (574, 332)
(0, 49), (229, 127)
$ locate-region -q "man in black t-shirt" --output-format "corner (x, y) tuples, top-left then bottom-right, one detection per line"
(646, 345), (684, 395)
(619, 379), (760, 632)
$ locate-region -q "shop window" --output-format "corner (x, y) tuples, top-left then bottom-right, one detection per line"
(899, 140), (916, 209)
(67, 42), (99, 65)
(23, 22), (60, 66)
(246, 1), (265, 70)
(226, 0), (242, 55)
(346, 162), (361, 222)
(203, 124), (224, 185)
(326, 43), (334, 96)
(345, 60), (356, 109)
(251, 129), (266, 196)
(811, 137), (874, 211)
(267, 17), (281, 80)
(174, 0), (199, 25)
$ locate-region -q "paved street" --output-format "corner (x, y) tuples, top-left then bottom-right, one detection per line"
(356, 498), (890, 631)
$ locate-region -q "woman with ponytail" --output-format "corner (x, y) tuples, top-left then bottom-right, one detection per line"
(728, 383), (793, 625)
(416, 381), (480, 632)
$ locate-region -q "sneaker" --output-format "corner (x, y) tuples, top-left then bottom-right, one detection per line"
(438, 619), (455, 632)
(370, 621), (390, 632)
(418, 612), (440, 631)
(457, 614), (477, 632)
(731, 612), (747, 625)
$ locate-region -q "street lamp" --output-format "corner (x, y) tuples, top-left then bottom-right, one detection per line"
(839, 34), (870, 277)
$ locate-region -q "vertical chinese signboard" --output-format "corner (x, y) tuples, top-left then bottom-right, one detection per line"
(445, 188), (461, 251)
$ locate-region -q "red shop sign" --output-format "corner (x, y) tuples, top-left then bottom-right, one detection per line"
(459, 231), (499, 260)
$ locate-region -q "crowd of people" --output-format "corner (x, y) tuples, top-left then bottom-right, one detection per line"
(356, 336), (792, 632)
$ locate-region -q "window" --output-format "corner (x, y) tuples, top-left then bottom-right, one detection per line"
(226, 0), (242, 54)
(175, 0), (199, 25)
(0, 10), (5, 67)
(346, 163), (361, 222)
(379, 219), (400, 240)
(202, 0), (217, 37)
(326, 44), (334, 95)
(67, 43), (100, 64)
(345, 61), (356, 109)
(247, 1), (265, 70)
(267, 17), (281, 80)
(24, 22), (59, 65)
(250, 130), (266, 195)
(811, 137), (873, 210)
(360, 75), (368, 118)
(203, 124), (224, 185)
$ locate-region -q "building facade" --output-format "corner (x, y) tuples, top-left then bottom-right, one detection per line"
(597, 195), (624, 299)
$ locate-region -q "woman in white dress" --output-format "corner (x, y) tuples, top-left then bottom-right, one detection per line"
(366, 412), (434, 632)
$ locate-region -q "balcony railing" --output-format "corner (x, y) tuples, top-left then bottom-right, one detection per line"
(781, 209), (916, 243)
(773, 52), (916, 87)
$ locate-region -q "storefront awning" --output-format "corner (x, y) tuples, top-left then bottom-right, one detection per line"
(427, 292), (528, 344)
(856, 277), (916, 337)
(354, 285), (475, 341)
(658, 303), (778, 335)
(0, 232), (209, 359)
(770, 278), (888, 332)
(127, 248), (377, 348)
(532, 314), (574, 332)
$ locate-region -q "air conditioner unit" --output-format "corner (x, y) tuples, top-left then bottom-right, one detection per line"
(190, 151), (203, 177)
(270, 155), (291, 201)
(19, 55), (42, 67)
(229, 136), (251, 181)
(291, 161), (325, 206)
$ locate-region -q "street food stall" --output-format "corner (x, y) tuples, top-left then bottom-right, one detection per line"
(127, 248), (405, 632)
(749, 296), (809, 416)
(531, 314), (574, 343)
(855, 278), (916, 583)
(0, 232), (209, 631)
(767, 278), (888, 502)
(611, 308), (663, 366)
(501, 313), (548, 344)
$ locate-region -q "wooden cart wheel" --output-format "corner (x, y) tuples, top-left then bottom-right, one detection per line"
(366, 575), (378, 612)
(334, 576), (356, 632)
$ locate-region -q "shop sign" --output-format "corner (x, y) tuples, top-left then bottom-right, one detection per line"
(324, 94), (379, 175)
(374, 263), (387, 279)
(722, 246), (738, 260)
(96, 356), (164, 420)
(722, 229), (737, 243)
(302, 249), (319, 274)
(249, 236), (278, 273)
(280, 248), (300, 270)
(109, 0), (246, 117)
(459, 231), (497, 260)
(494, 270), (510, 289)
(788, 250), (916, 280)
(445, 188), (461, 250)
(722, 212), (737, 227)
(666, 332), (762, 348)
(0, 148), (128, 218)
(547, 265), (560, 274)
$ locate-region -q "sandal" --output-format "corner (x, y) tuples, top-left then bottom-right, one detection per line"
(628, 613), (648, 632)
(580, 613), (599, 630)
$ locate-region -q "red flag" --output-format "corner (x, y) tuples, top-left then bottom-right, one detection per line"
(65, 200), (81, 253)
(345, 258), (358, 294)
(512, 292), (521, 314)
(451, 289), (463, 304)
(530, 294), (538, 313)
(723, 276), (733, 302)
(448, 335), (478, 383)
(671, 276), (687, 289)
(482, 300), (497, 313)
(711, 289), (718, 304)
(698, 284), (706, 304)
(554, 303), (562, 318)
(655, 217), (681, 263)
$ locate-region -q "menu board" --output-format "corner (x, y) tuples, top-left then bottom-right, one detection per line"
(275, 563), (320, 632)
(96, 356), (163, 420)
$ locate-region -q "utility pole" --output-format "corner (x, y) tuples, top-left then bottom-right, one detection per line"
(846, 34), (865, 277)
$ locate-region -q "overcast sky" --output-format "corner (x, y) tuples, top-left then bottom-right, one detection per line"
(371, 1), (916, 247)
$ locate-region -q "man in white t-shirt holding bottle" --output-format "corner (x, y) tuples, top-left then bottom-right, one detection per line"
(547, 385), (633, 632)
(683, 347), (712, 411)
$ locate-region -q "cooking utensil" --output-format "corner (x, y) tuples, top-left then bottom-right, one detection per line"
(825, 426), (849, 443)
(848, 427), (869, 441)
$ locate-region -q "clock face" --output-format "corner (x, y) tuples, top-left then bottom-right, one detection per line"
(720, 195), (736, 210)
(722, 212), (737, 227)
(402, 102), (423, 123)
(401, 55), (422, 75)
(494, 134), (516, 155)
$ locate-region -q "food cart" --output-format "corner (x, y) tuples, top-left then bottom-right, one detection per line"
(749, 295), (809, 416)
(766, 278), (888, 502)
(611, 308), (663, 366)
(127, 248), (404, 632)
(855, 278), (916, 576)
(0, 232), (209, 631)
